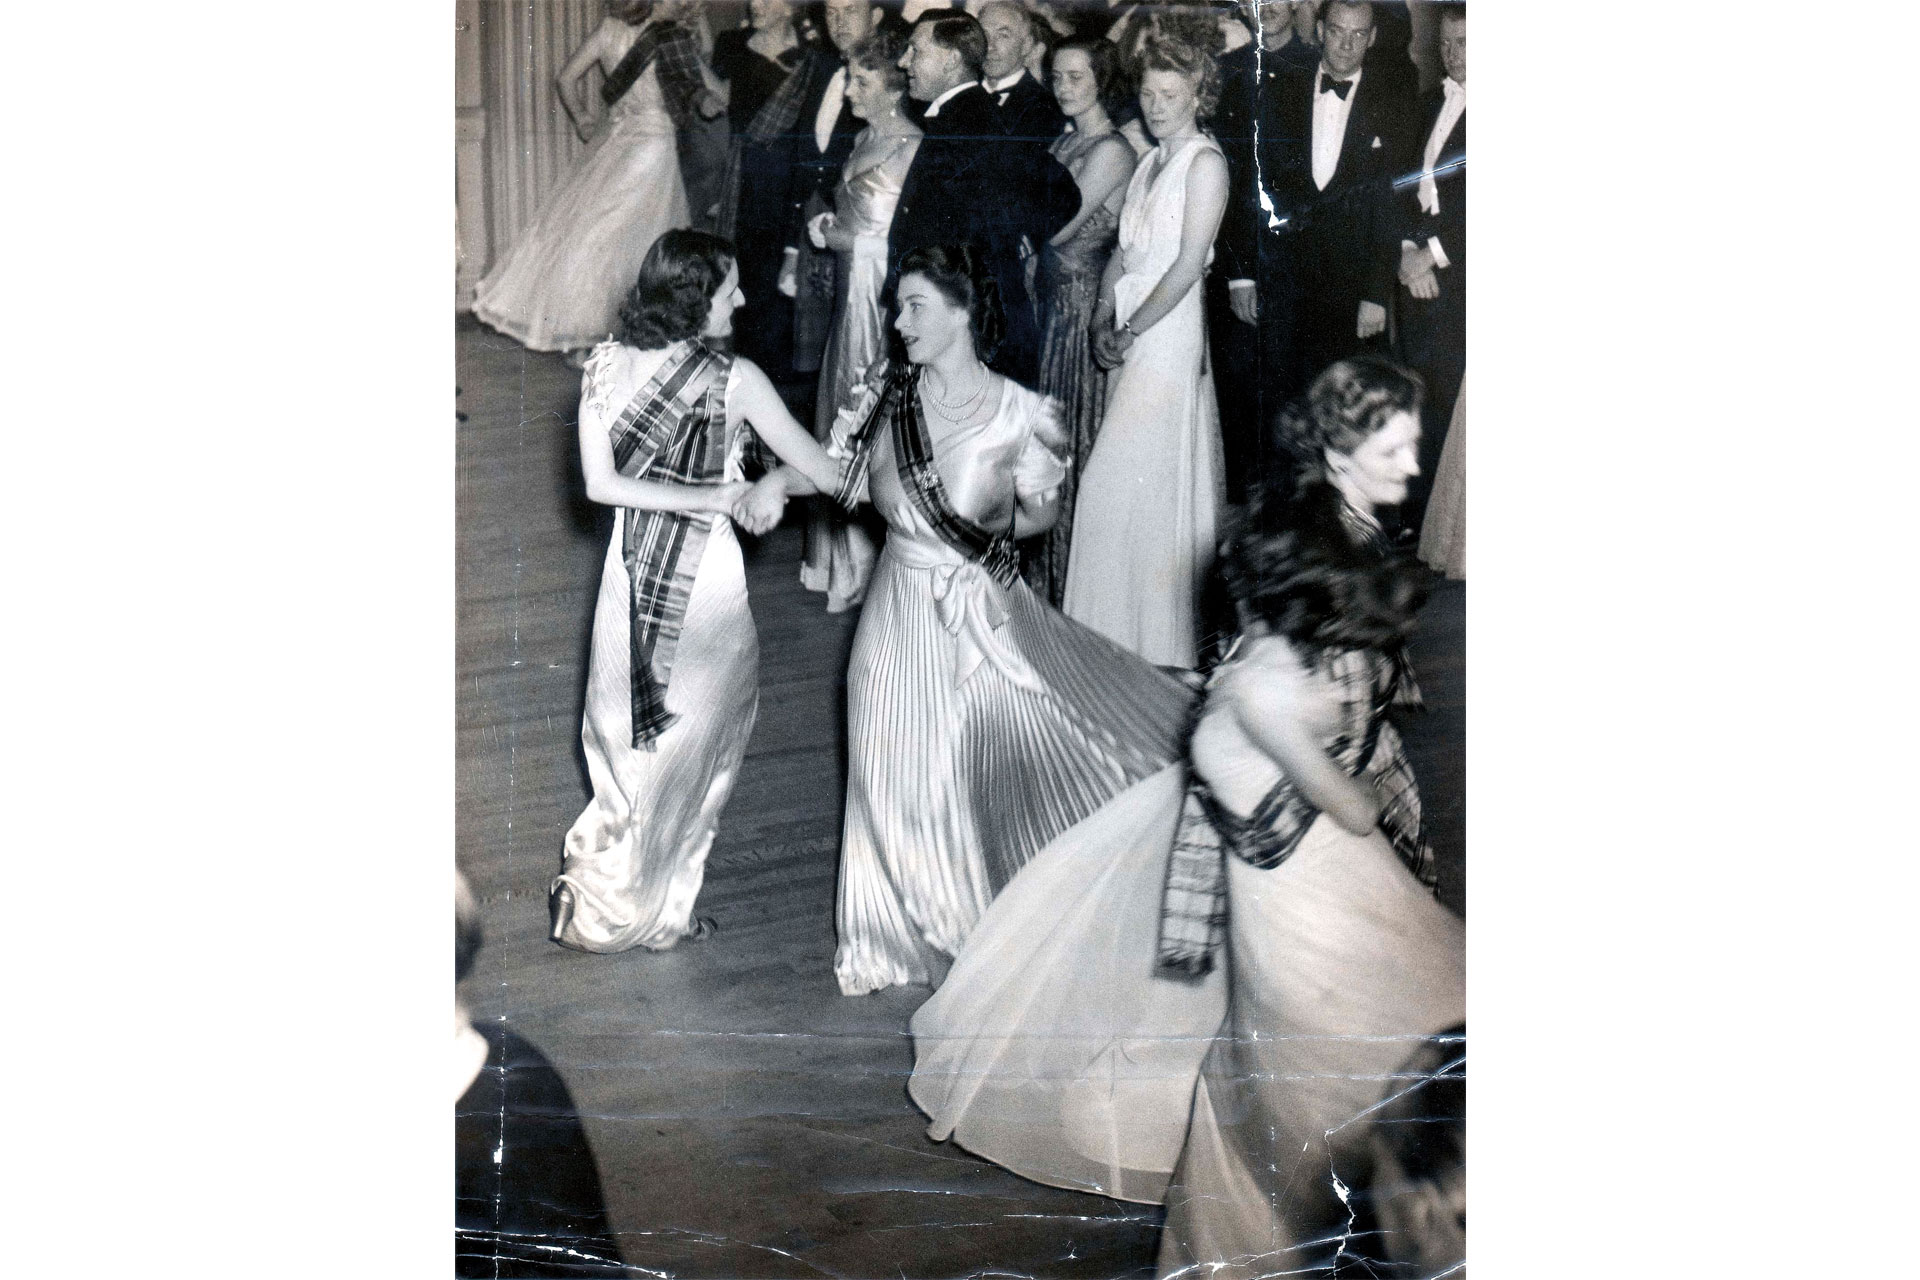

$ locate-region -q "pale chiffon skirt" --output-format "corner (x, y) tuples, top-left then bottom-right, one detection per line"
(1158, 815), (1466, 1278)
(1419, 376), (1466, 580)
(550, 520), (758, 952)
(801, 240), (887, 612)
(1061, 280), (1222, 668)
(908, 763), (1228, 1203)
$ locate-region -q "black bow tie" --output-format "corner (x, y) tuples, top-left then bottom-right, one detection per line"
(1320, 76), (1353, 100)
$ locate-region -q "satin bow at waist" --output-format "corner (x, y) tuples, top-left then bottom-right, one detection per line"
(888, 538), (1043, 693)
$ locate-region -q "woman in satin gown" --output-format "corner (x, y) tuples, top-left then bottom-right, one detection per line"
(1062, 35), (1228, 668)
(752, 244), (1196, 998)
(549, 231), (842, 954)
(1419, 375), (1466, 580)
(1021, 37), (1135, 607)
(799, 26), (920, 613)
(473, 0), (719, 357)
(1158, 356), (1463, 1280)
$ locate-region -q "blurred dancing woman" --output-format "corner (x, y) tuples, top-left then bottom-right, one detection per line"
(473, 1), (720, 359)
(1158, 355), (1462, 1279)
(550, 231), (843, 954)
(750, 244), (1195, 996)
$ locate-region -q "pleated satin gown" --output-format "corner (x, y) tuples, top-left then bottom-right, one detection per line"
(832, 379), (1196, 996)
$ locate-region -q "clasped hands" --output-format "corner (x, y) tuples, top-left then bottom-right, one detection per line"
(1089, 309), (1135, 370)
(1398, 242), (1441, 301)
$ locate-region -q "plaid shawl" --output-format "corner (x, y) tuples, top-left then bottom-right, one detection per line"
(1156, 640), (1435, 978)
(833, 360), (1020, 586)
(605, 340), (735, 750)
(602, 20), (706, 126)
(715, 45), (823, 242)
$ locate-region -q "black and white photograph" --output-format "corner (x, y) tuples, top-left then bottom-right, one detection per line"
(456, 3), (1467, 1275)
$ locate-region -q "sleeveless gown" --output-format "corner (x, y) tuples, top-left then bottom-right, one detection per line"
(1061, 135), (1224, 668)
(832, 380), (1197, 996)
(549, 346), (756, 953)
(801, 135), (916, 613)
(473, 50), (690, 353)
(1023, 192), (1120, 608)
(1158, 638), (1465, 1279)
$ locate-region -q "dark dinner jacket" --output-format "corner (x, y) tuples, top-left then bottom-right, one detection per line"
(990, 70), (1067, 145)
(1402, 87), (1466, 295)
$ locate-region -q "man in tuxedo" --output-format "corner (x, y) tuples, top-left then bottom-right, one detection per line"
(1224, 0), (1415, 442)
(888, 11), (1079, 383)
(977, 1), (1066, 142)
(1211, 1), (1321, 500)
(1394, 2), (1465, 534)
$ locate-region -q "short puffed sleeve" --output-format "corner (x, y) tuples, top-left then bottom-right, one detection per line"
(1013, 392), (1070, 504)
(577, 341), (626, 435)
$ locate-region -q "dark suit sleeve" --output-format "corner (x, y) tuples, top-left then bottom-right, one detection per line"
(1211, 54), (1256, 282)
(1365, 84), (1420, 307)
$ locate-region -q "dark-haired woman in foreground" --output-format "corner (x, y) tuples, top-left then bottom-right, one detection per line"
(1158, 355), (1464, 1280)
(549, 230), (843, 955)
(748, 243), (1197, 997)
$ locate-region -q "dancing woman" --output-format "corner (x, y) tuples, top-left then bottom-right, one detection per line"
(549, 231), (843, 955)
(1157, 355), (1462, 1279)
(747, 244), (1197, 997)
(1061, 31), (1228, 668)
(473, 0), (721, 358)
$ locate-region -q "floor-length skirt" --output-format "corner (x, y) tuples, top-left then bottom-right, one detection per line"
(833, 542), (1195, 996)
(473, 88), (690, 353)
(908, 763), (1228, 1203)
(1418, 377), (1465, 580)
(1157, 815), (1466, 1278)
(550, 519), (758, 952)
(1022, 238), (1112, 607)
(801, 241), (886, 612)
(1061, 282), (1222, 668)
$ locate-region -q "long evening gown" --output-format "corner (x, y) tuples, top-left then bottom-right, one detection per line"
(1062, 135), (1225, 668)
(800, 134), (917, 613)
(1023, 188), (1120, 608)
(549, 347), (757, 953)
(1158, 637), (1465, 1280)
(832, 378), (1197, 996)
(1418, 375), (1466, 580)
(472, 53), (690, 353)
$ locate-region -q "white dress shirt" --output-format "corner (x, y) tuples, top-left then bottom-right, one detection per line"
(813, 65), (848, 153)
(1407, 77), (1465, 268)
(983, 70), (1024, 107)
(1311, 64), (1362, 192)
(922, 80), (973, 119)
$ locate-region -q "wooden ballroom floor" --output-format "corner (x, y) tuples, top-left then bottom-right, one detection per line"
(456, 313), (1467, 1279)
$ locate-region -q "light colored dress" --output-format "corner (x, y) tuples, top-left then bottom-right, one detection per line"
(802, 133), (917, 612)
(1062, 134), (1225, 668)
(1418, 375), (1466, 580)
(473, 49), (690, 353)
(549, 346), (755, 952)
(832, 377), (1196, 996)
(1157, 637), (1466, 1279)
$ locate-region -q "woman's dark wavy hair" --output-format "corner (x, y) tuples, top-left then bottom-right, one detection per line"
(1272, 354), (1425, 494)
(617, 229), (737, 349)
(898, 243), (1007, 363)
(1222, 473), (1429, 654)
(1054, 36), (1132, 123)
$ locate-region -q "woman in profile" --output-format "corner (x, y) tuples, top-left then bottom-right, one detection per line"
(1062, 31), (1228, 669)
(473, 0), (722, 362)
(549, 231), (843, 955)
(1021, 36), (1135, 607)
(748, 244), (1197, 998)
(799, 24), (919, 613)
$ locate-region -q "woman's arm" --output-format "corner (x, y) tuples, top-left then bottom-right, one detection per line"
(1087, 246), (1131, 367)
(1110, 147), (1228, 340)
(730, 359), (843, 493)
(1011, 488), (1062, 540)
(556, 19), (614, 131)
(577, 410), (749, 514)
(1230, 662), (1382, 836)
(1048, 135), (1135, 246)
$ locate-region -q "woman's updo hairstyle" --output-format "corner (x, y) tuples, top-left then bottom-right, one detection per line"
(898, 242), (1007, 363)
(606, 0), (654, 25)
(1221, 480), (1430, 654)
(1133, 22), (1223, 120)
(617, 229), (736, 349)
(1273, 354), (1425, 491)
(847, 24), (910, 91)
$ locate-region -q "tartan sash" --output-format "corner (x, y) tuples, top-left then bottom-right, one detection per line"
(715, 46), (822, 241)
(602, 22), (664, 106)
(886, 365), (1022, 587)
(606, 340), (734, 750)
(1155, 642), (1433, 977)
